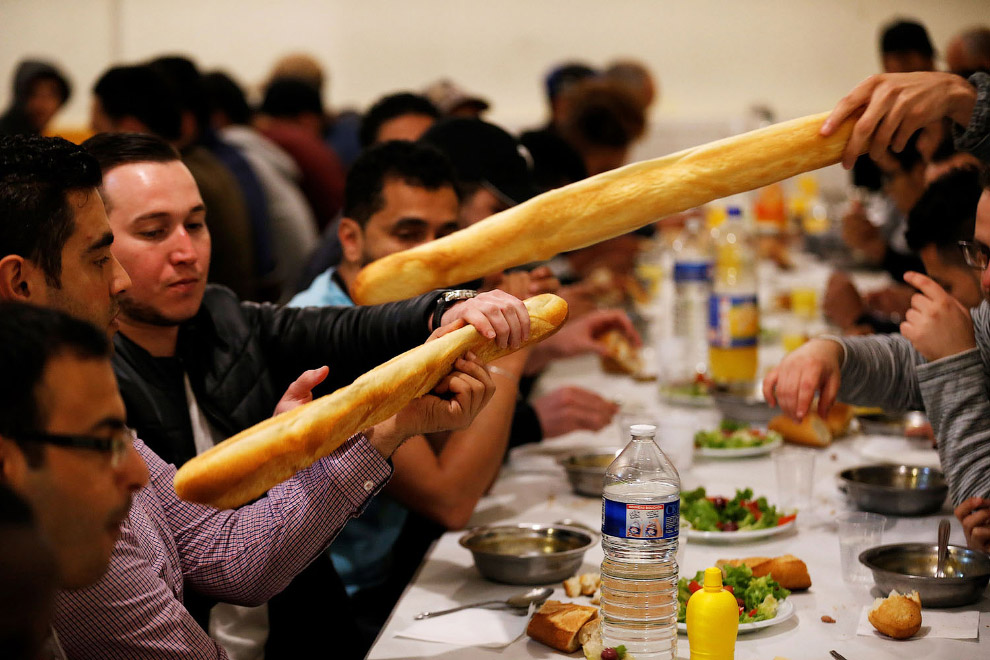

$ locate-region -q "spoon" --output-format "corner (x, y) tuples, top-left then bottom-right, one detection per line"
(414, 586), (553, 620)
(936, 518), (950, 579)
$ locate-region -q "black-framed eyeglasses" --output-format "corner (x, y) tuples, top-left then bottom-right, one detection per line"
(959, 240), (990, 270)
(12, 427), (136, 467)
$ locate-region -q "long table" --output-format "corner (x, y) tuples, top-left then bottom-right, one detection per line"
(368, 352), (989, 660)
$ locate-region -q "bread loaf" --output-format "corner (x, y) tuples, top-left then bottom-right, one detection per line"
(598, 328), (641, 375)
(868, 589), (922, 639)
(526, 600), (599, 653)
(174, 294), (568, 508)
(352, 112), (855, 304)
(768, 413), (832, 447)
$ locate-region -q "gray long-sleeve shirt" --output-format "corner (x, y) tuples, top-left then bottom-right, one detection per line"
(835, 301), (990, 506)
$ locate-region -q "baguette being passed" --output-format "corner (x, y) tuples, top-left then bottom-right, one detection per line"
(174, 294), (568, 509)
(352, 112), (855, 304)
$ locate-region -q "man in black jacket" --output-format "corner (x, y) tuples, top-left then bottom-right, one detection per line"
(81, 132), (529, 658)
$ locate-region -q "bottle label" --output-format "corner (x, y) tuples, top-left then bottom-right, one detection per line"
(602, 498), (680, 539)
(673, 261), (711, 283)
(708, 293), (758, 348)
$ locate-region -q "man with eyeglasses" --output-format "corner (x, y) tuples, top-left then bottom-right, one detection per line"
(767, 70), (990, 550)
(0, 302), (149, 659)
(0, 133), (518, 658)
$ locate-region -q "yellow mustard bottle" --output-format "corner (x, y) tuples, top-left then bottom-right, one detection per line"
(686, 566), (739, 659)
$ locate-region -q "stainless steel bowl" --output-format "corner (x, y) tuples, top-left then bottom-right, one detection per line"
(559, 451), (619, 497)
(839, 465), (948, 516)
(860, 543), (990, 607)
(459, 523), (596, 584)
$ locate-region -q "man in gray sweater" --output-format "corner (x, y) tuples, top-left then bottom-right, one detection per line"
(769, 70), (990, 551)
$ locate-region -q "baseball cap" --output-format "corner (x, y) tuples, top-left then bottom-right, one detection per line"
(423, 78), (490, 116)
(420, 117), (538, 206)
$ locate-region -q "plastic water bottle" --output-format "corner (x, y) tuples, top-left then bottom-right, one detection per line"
(665, 217), (712, 386)
(600, 424), (680, 660)
(708, 206), (759, 395)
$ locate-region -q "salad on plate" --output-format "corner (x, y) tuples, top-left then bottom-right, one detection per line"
(677, 563), (791, 624)
(694, 421), (782, 450)
(681, 487), (795, 532)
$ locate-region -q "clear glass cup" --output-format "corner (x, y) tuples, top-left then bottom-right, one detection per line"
(774, 447), (816, 516)
(837, 511), (886, 584)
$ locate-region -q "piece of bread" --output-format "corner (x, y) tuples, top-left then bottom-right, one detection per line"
(526, 600), (599, 653)
(563, 576), (582, 598)
(174, 294), (568, 508)
(868, 589), (922, 639)
(716, 555), (812, 590)
(351, 113), (855, 304)
(599, 329), (642, 375)
(769, 413), (832, 447)
(825, 402), (855, 437)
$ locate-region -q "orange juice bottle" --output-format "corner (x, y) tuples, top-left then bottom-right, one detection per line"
(708, 207), (758, 394)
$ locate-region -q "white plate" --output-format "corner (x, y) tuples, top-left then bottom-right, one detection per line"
(853, 434), (940, 469)
(696, 435), (782, 458)
(677, 599), (794, 634)
(660, 391), (714, 408)
(683, 517), (796, 543)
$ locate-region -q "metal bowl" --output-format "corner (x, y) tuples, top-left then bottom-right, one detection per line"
(711, 392), (774, 424)
(839, 465), (948, 516)
(459, 523), (596, 584)
(860, 543), (990, 607)
(559, 451), (619, 497)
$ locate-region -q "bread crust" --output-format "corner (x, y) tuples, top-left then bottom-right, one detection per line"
(768, 413), (832, 447)
(173, 294), (568, 508)
(526, 600), (599, 653)
(868, 590), (922, 639)
(352, 112), (855, 304)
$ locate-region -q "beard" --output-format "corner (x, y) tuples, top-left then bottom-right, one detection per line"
(119, 294), (192, 327)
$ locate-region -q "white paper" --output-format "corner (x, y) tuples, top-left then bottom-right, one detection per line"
(856, 606), (979, 639)
(395, 605), (532, 648)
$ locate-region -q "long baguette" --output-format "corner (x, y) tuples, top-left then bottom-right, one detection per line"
(173, 294), (568, 509)
(352, 112), (854, 305)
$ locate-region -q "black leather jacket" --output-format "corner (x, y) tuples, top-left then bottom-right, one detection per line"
(111, 284), (440, 656)
(113, 284), (438, 467)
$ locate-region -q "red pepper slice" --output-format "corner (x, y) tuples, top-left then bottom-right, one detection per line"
(688, 580), (702, 594)
(778, 514), (797, 526)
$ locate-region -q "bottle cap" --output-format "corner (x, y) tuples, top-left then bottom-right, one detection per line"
(703, 566), (724, 591)
(629, 424), (657, 436)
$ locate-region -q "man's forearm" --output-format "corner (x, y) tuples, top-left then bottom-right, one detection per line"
(836, 334), (925, 410)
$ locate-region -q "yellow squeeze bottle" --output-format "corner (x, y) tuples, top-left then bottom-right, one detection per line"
(686, 567), (739, 659)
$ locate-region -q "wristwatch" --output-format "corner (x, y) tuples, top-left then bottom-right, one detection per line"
(432, 289), (478, 330)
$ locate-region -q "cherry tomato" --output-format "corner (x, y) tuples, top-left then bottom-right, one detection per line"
(738, 605), (745, 614)
(688, 580), (702, 594)
(723, 585), (734, 595)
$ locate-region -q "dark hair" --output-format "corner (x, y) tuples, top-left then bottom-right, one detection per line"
(344, 140), (458, 227)
(203, 71), (252, 126)
(545, 62), (597, 102)
(559, 79), (646, 149)
(261, 78), (324, 119)
(905, 166), (982, 259)
(884, 131), (924, 173)
(0, 302), (110, 467)
(881, 19), (935, 57)
(0, 134), (102, 286)
(82, 132), (180, 174)
(92, 65), (182, 141)
(148, 55), (210, 138)
(359, 92), (439, 148)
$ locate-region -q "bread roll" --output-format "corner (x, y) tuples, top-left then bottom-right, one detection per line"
(174, 294), (568, 509)
(717, 555), (812, 590)
(825, 402), (855, 437)
(768, 413), (832, 447)
(526, 600), (599, 653)
(868, 589), (922, 639)
(352, 112), (855, 304)
(599, 329), (641, 375)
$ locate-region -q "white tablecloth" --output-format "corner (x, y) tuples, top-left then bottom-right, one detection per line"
(368, 355), (990, 660)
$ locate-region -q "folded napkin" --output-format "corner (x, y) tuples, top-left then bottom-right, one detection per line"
(856, 606), (979, 639)
(395, 603), (534, 648)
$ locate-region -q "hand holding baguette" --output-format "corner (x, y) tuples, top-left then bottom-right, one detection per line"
(174, 294), (568, 509)
(352, 112), (856, 304)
